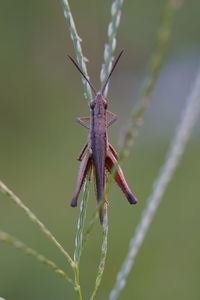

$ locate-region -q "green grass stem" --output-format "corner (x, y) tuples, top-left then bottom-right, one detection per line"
(100, 0), (124, 97)
(74, 174), (90, 263)
(61, 0), (93, 104)
(90, 205), (108, 300)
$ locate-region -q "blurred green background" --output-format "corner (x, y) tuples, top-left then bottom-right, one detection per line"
(0, 0), (200, 299)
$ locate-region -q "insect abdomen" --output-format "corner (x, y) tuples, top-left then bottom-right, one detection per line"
(92, 133), (107, 223)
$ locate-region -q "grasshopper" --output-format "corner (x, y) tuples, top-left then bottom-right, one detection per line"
(68, 50), (137, 223)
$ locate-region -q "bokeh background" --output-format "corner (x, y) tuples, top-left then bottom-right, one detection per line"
(0, 1), (200, 299)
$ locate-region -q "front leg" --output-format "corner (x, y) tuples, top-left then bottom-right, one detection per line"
(76, 116), (90, 129)
(106, 110), (118, 127)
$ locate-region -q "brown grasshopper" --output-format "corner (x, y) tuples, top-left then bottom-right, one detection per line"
(68, 50), (137, 223)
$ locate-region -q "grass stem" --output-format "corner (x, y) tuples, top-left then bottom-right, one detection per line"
(61, 0), (93, 103)
(74, 174), (90, 263)
(100, 0), (124, 97)
(90, 205), (108, 300)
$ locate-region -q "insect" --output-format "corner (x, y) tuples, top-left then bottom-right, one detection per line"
(68, 50), (138, 223)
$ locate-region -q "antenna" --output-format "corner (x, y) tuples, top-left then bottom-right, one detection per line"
(100, 49), (124, 96)
(67, 55), (97, 96)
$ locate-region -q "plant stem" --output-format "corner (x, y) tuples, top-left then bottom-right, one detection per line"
(74, 174), (90, 263)
(90, 205), (108, 300)
(61, 0), (92, 104)
(0, 180), (74, 268)
(0, 230), (74, 286)
(82, 199), (102, 249)
(100, 0), (124, 97)
(73, 264), (83, 300)
(109, 63), (200, 300)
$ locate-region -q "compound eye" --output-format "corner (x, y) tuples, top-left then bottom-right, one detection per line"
(90, 100), (96, 109)
(103, 100), (108, 109)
